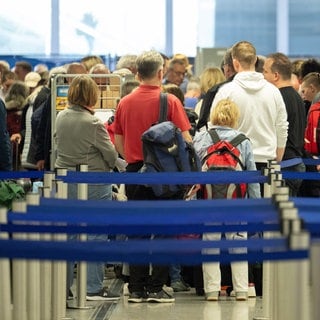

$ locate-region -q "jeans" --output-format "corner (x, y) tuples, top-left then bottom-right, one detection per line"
(169, 264), (182, 283)
(67, 183), (112, 294)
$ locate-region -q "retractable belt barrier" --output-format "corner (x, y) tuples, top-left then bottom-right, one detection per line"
(0, 157), (319, 320)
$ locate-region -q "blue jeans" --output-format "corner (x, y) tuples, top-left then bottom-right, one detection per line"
(67, 183), (112, 294)
(169, 264), (182, 283)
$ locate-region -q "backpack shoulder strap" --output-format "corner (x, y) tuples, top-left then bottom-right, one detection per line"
(208, 128), (221, 144)
(229, 133), (248, 147)
(158, 92), (168, 123)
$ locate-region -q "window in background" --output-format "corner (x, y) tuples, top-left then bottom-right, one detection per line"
(214, 0), (277, 56)
(172, 0), (199, 57)
(0, 0), (319, 58)
(59, 0), (165, 56)
(0, 0), (50, 55)
(290, 0), (320, 57)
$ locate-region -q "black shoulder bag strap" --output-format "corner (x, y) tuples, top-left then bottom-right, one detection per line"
(158, 92), (168, 123)
(208, 128), (221, 144)
(230, 133), (248, 147)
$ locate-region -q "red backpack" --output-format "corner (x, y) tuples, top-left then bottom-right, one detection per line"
(201, 129), (248, 199)
(304, 102), (320, 155)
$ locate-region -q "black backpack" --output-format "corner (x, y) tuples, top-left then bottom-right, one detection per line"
(141, 93), (201, 198)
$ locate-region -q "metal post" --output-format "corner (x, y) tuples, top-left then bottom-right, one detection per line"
(68, 165), (91, 311)
(26, 193), (41, 320)
(277, 230), (310, 320)
(262, 167), (278, 319)
(38, 186), (53, 320)
(51, 178), (71, 320)
(262, 167), (272, 198)
(77, 165), (88, 309)
(0, 206), (12, 320)
(310, 240), (320, 320)
(43, 172), (56, 192)
(11, 200), (28, 320)
(262, 168), (288, 320)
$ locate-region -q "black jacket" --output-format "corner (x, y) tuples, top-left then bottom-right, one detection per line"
(196, 74), (235, 131)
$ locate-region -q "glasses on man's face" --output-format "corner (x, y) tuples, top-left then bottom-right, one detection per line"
(172, 70), (186, 77)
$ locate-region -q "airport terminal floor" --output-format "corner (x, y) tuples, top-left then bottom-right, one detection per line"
(66, 274), (265, 320)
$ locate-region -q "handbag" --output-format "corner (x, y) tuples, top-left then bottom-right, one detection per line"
(0, 180), (25, 210)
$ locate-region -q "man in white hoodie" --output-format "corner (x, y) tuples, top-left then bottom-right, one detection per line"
(210, 41), (288, 169)
(209, 40), (288, 297)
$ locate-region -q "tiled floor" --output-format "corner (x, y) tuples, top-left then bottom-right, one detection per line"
(109, 290), (264, 320)
(65, 280), (264, 320)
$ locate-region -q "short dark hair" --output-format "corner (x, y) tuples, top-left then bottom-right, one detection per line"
(267, 52), (292, 80)
(300, 58), (320, 80)
(162, 83), (184, 105)
(15, 61), (32, 72)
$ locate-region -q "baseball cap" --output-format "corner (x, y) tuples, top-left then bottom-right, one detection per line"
(25, 72), (41, 88)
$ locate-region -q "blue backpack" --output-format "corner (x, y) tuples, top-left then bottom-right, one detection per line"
(141, 93), (201, 198)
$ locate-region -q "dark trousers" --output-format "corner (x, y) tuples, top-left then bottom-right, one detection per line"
(281, 162), (306, 196)
(126, 162), (169, 293)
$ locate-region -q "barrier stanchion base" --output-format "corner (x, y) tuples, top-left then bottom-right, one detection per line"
(66, 300), (94, 310)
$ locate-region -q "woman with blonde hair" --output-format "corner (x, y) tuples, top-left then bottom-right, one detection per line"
(193, 98), (260, 302)
(195, 67), (225, 116)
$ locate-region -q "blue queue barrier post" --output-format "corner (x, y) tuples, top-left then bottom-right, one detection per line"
(0, 206), (12, 320)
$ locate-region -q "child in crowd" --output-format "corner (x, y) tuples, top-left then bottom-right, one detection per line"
(193, 99), (260, 301)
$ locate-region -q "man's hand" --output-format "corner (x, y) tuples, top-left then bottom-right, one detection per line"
(36, 160), (45, 171)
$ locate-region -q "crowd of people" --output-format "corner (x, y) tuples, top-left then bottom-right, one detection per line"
(0, 41), (320, 303)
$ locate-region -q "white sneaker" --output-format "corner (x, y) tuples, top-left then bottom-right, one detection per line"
(248, 283), (256, 298)
(206, 291), (219, 301)
(123, 282), (129, 296)
(230, 284), (256, 298)
(236, 291), (248, 301)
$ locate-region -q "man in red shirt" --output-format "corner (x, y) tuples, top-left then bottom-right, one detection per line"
(113, 50), (191, 303)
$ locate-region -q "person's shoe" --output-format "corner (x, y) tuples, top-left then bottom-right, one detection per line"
(123, 283), (129, 296)
(86, 288), (120, 301)
(231, 285), (255, 298)
(248, 283), (256, 298)
(147, 290), (175, 303)
(171, 280), (191, 292)
(67, 289), (74, 300)
(128, 291), (147, 303)
(162, 284), (174, 293)
(236, 291), (248, 301)
(196, 288), (205, 296)
(206, 291), (219, 301)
